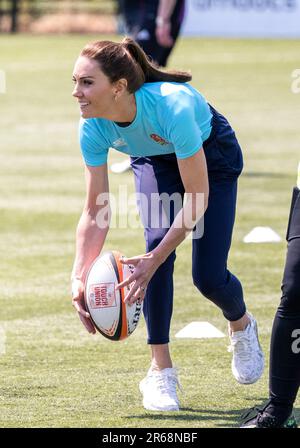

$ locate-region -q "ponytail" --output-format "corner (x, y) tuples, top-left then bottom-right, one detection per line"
(122, 37), (192, 84)
(80, 37), (192, 94)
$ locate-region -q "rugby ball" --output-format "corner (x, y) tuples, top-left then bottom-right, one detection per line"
(84, 251), (143, 341)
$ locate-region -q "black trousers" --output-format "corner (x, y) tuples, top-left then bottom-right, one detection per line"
(269, 187), (300, 406)
(120, 0), (185, 67)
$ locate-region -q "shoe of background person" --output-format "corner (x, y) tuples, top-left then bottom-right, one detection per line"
(228, 313), (264, 384)
(139, 367), (181, 411)
(240, 401), (298, 428)
(110, 158), (132, 174)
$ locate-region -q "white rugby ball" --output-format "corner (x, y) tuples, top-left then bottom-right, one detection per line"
(84, 251), (143, 341)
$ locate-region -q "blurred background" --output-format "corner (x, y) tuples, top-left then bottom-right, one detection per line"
(0, 0), (299, 429)
(1, 0), (300, 36)
(0, 0), (116, 33)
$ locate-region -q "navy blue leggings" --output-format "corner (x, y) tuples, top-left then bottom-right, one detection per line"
(131, 106), (246, 344)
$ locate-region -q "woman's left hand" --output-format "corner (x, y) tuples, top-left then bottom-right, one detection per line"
(116, 252), (162, 305)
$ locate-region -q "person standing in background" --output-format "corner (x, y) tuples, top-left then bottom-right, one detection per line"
(240, 164), (300, 428)
(118, 0), (185, 67)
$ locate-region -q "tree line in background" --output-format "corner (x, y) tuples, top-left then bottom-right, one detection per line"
(0, 0), (117, 32)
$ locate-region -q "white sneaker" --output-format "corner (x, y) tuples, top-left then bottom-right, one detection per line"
(228, 314), (264, 384)
(139, 367), (181, 411)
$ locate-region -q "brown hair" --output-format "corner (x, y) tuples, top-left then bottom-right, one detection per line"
(80, 37), (192, 93)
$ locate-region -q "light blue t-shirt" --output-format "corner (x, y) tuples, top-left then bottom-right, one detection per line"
(79, 82), (213, 167)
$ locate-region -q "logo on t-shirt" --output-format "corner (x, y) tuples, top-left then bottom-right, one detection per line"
(150, 134), (170, 145)
(113, 138), (127, 147)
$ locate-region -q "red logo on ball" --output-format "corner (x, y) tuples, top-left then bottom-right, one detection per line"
(89, 283), (116, 308)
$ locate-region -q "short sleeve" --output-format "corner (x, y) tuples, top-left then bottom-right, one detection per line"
(162, 91), (204, 159)
(79, 118), (109, 166)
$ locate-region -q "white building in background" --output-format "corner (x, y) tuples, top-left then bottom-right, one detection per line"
(182, 0), (300, 37)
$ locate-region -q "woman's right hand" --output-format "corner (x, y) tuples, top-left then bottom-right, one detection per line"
(155, 20), (174, 48)
(71, 278), (96, 334)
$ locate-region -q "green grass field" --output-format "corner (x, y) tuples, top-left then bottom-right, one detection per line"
(0, 34), (300, 428)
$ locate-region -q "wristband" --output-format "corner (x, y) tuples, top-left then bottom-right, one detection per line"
(156, 16), (169, 27)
